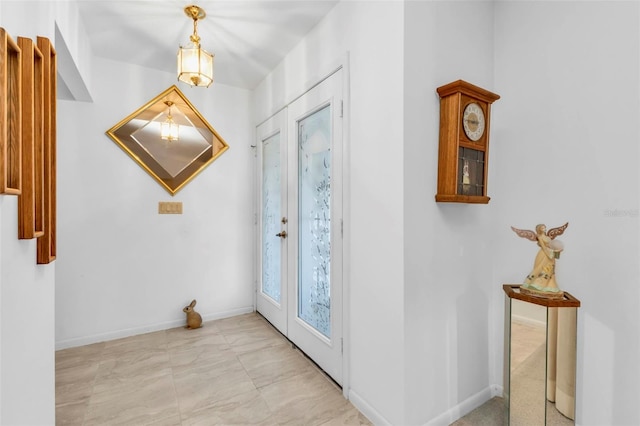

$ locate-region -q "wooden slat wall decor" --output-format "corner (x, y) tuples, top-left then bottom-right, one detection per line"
(33, 40), (45, 237)
(17, 36), (45, 239)
(0, 27), (22, 195)
(36, 36), (56, 264)
(0, 28), (56, 263)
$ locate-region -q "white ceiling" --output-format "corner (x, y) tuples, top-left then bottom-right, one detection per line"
(76, 0), (339, 90)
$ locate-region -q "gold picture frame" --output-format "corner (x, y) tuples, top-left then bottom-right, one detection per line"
(106, 85), (229, 195)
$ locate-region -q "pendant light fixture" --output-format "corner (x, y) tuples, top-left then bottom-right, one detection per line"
(160, 101), (180, 141)
(177, 5), (214, 88)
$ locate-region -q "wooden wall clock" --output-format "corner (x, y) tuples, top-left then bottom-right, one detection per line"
(435, 80), (499, 204)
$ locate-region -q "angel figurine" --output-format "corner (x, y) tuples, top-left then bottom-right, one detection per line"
(511, 222), (568, 299)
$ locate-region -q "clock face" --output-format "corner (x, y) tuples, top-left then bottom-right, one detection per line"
(462, 102), (485, 142)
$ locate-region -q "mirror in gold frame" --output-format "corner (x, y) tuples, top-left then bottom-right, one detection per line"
(106, 85), (228, 195)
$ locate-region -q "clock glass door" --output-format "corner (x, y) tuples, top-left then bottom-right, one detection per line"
(458, 147), (485, 196)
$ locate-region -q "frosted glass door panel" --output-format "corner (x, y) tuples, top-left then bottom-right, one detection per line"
(298, 105), (332, 338)
(262, 132), (281, 303)
(256, 109), (287, 335)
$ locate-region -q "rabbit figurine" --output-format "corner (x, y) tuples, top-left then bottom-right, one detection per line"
(183, 299), (203, 329)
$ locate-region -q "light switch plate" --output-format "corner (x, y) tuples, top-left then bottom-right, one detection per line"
(158, 202), (183, 214)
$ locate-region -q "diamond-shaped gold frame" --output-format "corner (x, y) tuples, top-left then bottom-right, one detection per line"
(106, 85), (228, 195)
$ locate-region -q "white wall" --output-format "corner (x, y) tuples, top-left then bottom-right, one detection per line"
(0, 1), (74, 424)
(403, 2), (498, 424)
(55, 56), (255, 348)
(493, 2), (640, 425)
(53, 1), (92, 101)
(0, 199), (55, 425)
(253, 2), (406, 424)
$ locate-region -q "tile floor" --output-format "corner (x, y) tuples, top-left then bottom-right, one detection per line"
(55, 313), (371, 425)
(509, 320), (546, 371)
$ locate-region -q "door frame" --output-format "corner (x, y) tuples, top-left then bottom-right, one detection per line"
(253, 53), (351, 398)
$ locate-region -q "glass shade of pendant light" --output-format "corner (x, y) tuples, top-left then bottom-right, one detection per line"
(177, 5), (214, 88)
(160, 101), (180, 141)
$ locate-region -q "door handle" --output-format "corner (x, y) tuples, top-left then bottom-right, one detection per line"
(276, 231), (288, 239)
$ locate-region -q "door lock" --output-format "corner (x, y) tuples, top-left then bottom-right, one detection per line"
(276, 231), (288, 238)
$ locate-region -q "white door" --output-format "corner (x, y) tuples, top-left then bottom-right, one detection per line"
(256, 109), (288, 334)
(257, 70), (343, 385)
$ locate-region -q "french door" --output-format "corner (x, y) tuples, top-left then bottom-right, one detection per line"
(257, 70), (343, 384)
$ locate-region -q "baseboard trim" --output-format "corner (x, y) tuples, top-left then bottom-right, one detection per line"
(55, 306), (254, 350)
(348, 389), (393, 426)
(425, 385), (500, 425)
(200, 307), (255, 324)
(513, 314), (546, 328)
